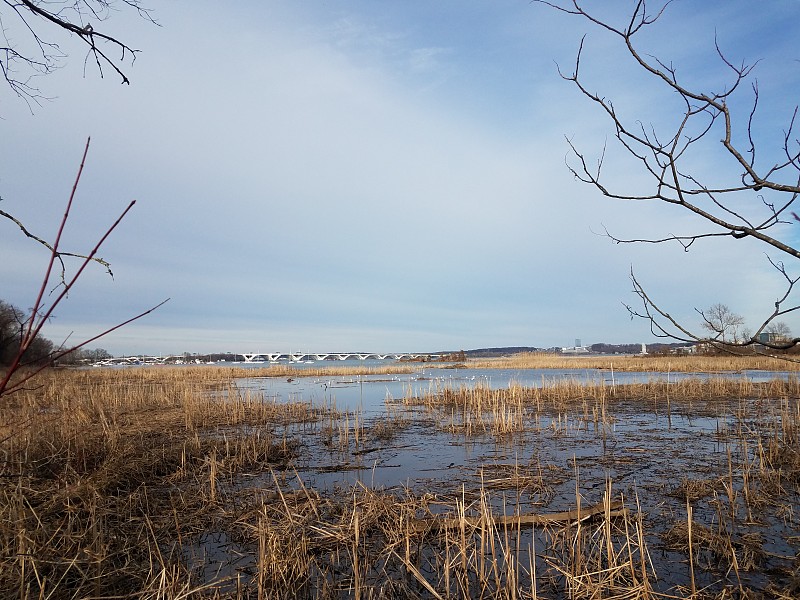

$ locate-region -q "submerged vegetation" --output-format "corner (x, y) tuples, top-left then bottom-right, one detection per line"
(0, 357), (798, 598)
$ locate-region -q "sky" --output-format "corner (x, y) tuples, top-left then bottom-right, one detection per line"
(1, 0), (799, 355)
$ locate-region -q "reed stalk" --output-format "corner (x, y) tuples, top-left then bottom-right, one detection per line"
(687, 499), (696, 596)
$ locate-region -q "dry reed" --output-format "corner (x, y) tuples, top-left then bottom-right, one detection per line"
(466, 352), (800, 372)
(1, 366), (798, 598)
(0, 368), (321, 598)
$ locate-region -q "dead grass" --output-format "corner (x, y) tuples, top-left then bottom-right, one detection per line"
(234, 477), (659, 600)
(467, 352), (800, 372)
(664, 521), (766, 573)
(0, 368), (321, 599)
(1, 367), (799, 598)
(405, 376), (800, 414)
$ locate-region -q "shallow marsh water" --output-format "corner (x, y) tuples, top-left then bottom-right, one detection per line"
(213, 364), (800, 597)
(235, 362), (792, 414)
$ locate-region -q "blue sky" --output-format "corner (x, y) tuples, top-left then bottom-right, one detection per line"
(1, 0), (799, 355)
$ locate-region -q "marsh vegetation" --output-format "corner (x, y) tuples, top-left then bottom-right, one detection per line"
(1, 356), (798, 598)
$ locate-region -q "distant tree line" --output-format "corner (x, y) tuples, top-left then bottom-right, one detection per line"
(0, 300), (53, 367)
(57, 347), (113, 365)
(1, 299), (114, 367)
(461, 347), (548, 358)
(590, 343), (644, 355)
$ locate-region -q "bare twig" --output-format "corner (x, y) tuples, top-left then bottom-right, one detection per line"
(0, 138), (167, 398)
(0, 0), (157, 105)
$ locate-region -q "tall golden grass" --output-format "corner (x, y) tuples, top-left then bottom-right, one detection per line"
(404, 376), (800, 438)
(0, 368), (323, 598)
(467, 351), (800, 372)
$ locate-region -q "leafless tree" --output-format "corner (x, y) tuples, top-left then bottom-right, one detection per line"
(699, 303), (745, 344)
(535, 0), (800, 354)
(0, 0), (156, 107)
(764, 320), (792, 342)
(0, 300), (25, 364)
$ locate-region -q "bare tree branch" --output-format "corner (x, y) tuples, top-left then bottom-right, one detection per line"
(0, 0), (156, 106)
(536, 0), (800, 356)
(0, 205), (113, 277)
(0, 138), (168, 399)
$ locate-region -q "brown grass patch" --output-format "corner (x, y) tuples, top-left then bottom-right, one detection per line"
(467, 352), (800, 372)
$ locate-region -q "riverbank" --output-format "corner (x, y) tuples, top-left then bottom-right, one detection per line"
(464, 352), (800, 372)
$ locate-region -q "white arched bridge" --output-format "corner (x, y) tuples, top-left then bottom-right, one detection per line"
(240, 352), (436, 363)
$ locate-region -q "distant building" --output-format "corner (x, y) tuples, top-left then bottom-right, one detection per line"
(758, 332), (786, 345)
(561, 345), (590, 355)
(675, 345), (697, 354)
(561, 337), (589, 354)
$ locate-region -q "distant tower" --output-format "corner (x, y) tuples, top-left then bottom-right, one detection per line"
(641, 343), (647, 355)
(575, 338), (582, 348)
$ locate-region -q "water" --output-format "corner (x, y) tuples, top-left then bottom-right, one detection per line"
(231, 362), (794, 495)
(215, 363), (800, 595)
(235, 361), (793, 415)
